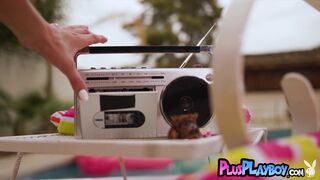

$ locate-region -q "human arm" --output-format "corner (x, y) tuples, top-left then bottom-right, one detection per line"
(0, 0), (107, 101)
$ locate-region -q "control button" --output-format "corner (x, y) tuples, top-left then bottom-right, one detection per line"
(90, 67), (96, 70)
(100, 67), (106, 69)
(111, 67), (117, 69)
(141, 66), (148, 69)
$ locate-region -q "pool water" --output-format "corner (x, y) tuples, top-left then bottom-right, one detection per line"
(20, 159), (208, 180)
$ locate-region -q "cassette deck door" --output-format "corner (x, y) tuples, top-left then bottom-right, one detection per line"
(79, 91), (157, 139)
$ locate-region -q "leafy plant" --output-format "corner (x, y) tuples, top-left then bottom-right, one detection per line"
(0, 1), (69, 135)
(0, 90), (13, 127)
(125, 0), (222, 67)
(0, 0), (62, 50)
(0, 0), (63, 99)
(0, 89), (71, 135)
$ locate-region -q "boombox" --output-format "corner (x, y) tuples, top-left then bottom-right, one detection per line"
(74, 45), (215, 139)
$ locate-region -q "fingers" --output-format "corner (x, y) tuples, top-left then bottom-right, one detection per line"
(65, 25), (89, 30)
(64, 25), (90, 34)
(70, 70), (89, 101)
(53, 24), (107, 46)
(62, 24), (108, 47)
(48, 23), (107, 101)
(71, 28), (90, 34)
(62, 63), (88, 101)
(78, 34), (107, 47)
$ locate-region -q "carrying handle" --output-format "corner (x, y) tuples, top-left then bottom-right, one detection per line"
(74, 45), (213, 67)
(79, 45), (212, 54)
(209, 0), (255, 149)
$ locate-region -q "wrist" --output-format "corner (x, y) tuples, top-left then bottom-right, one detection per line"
(29, 22), (53, 53)
(31, 23), (64, 62)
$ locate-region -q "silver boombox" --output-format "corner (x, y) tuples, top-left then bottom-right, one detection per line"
(75, 46), (214, 139)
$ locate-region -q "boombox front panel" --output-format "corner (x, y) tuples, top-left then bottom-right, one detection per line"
(76, 68), (215, 139)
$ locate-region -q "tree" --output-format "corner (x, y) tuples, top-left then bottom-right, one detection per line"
(0, 89), (71, 135)
(0, 0), (62, 98)
(0, 1), (65, 135)
(125, 0), (222, 68)
(0, 0), (62, 50)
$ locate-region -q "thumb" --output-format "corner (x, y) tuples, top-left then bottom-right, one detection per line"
(66, 68), (89, 101)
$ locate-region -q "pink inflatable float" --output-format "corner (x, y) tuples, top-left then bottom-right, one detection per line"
(75, 156), (173, 176)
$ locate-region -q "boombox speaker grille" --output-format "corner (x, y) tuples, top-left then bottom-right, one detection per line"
(161, 76), (212, 127)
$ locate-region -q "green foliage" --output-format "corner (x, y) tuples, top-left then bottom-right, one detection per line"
(0, 89), (71, 135)
(0, 90), (12, 127)
(125, 0), (222, 67)
(31, 0), (62, 23)
(0, 1), (67, 135)
(0, 0), (62, 50)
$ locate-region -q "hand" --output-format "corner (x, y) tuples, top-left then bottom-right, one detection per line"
(27, 24), (107, 101)
(0, 1), (107, 101)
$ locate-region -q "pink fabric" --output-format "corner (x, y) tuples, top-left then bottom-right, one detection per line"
(75, 156), (172, 176)
(50, 107), (74, 125)
(178, 173), (263, 180)
(75, 156), (119, 177)
(242, 106), (251, 124)
(50, 111), (63, 124)
(310, 132), (320, 147)
(63, 107), (74, 117)
(120, 157), (172, 169)
(257, 141), (294, 160)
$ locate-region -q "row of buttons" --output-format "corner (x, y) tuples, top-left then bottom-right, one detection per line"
(90, 67), (148, 70)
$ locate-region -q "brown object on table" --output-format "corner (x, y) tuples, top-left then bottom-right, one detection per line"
(168, 113), (202, 139)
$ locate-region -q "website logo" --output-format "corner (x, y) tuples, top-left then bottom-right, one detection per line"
(304, 160), (316, 178)
(218, 158), (307, 178)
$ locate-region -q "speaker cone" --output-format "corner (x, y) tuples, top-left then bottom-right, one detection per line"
(161, 76), (212, 127)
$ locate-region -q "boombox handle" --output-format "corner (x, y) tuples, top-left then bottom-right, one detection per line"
(74, 45), (213, 66)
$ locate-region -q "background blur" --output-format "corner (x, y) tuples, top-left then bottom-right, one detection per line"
(0, 0), (320, 179)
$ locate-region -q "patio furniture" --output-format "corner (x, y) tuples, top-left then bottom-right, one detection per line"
(1, 0), (319, 179)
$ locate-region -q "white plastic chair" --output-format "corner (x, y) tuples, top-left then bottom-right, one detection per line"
(211, 0), (320, 150)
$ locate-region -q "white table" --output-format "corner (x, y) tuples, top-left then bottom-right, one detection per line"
(0, 128), (266, 180)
